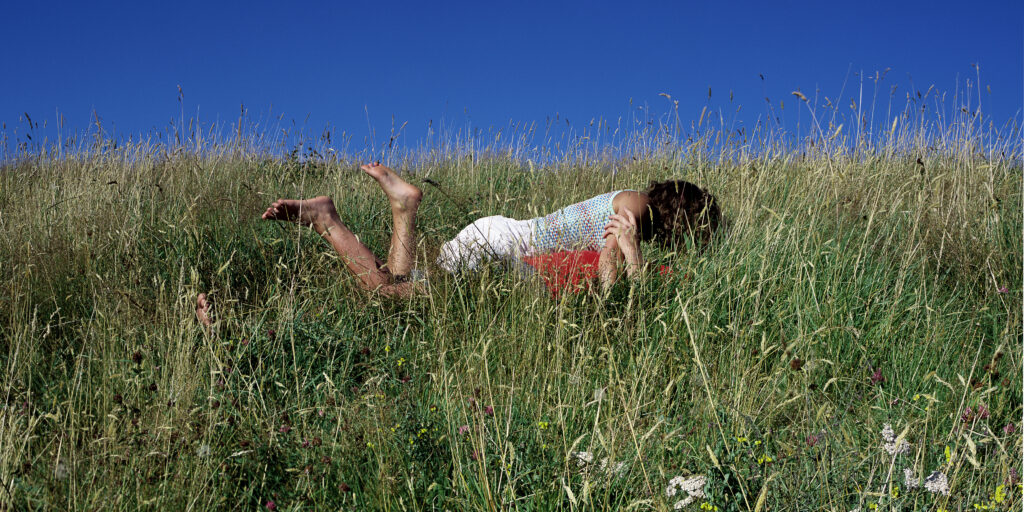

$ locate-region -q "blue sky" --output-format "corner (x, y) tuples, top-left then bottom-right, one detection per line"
(2, 0), (1021, 154)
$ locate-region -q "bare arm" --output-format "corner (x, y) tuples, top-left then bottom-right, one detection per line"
(599, 209), (644, 292)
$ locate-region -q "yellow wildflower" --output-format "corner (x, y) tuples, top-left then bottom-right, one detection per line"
(993, 485), (1006, 504)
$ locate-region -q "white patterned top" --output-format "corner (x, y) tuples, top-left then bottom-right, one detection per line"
(529, 191), (629, 252)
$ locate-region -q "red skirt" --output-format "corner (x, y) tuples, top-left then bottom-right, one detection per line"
(520, 250), (675, 296)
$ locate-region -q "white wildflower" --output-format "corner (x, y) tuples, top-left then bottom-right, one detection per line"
(197, 443), (211, 458)
(884, 438), (910, 455)
(903, 468), (919, 489)
(571, 451), (594, 468)
(923, 470), (949, 495)
(666, 474), (706, 501)
(881, 423), (910, 455)
(54, 460), (68, 480)
(673, 495), (697, 509)
(598, 457), (628, 477)
(881, 423), (896, 443)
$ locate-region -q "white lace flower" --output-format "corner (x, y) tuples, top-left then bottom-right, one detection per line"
(666, 475), (706, 501)
(674, 495), (697, 509)
(924, 470), (949, 495)
(904, 468), (919, 489)
(881, 423), (895, 442)
(571, 451), (594, 468)
(599, 457), (628, 477)
(881, 423), (910, 455)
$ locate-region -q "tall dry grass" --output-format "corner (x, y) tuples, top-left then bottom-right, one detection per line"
(0, 83), (1021, 510)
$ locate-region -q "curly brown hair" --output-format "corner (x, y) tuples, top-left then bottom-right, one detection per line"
(643, 180), (721, 249)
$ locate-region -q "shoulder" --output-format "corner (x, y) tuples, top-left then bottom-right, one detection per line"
(611, 190), (650, 217)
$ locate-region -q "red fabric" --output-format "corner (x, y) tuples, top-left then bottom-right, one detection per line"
(521, 250), (676, 296)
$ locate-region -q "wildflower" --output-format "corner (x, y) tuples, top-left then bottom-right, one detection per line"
(977, 404), (989, 420)
(870, 368), (885, 385)
(458, 425), (470, 435)
(1007, 467), (1019, 485)
(484, 406), (494, 416)
(913, 394), (920, 401)
(538, 421), (549, 430)
(699, 502), (719, 511)
(881, 423), (910, 455)
(241, 338), (250, 346)
(384, 345), (389, 354)
(666, 475), (706, 499)
(197, 444), (211, 457)
(267, 329), (275, 340)
(904, 468), (919, 489)
(673, 498), (695, 510)
(806, 433), (820, 447)
(881, 424), (895, 442)
(470, 450), (479, 461)
(993, 484), (1007, 503)
(54, 461), (68, 480)
(735, 436), (748, 443)
(944, 445), (952, 464)
(278, 425), (291, 434)
(301, 439), (311, 448)
(757, 455), (773, 465)
(1004, 422), (1016, 435)
(890, 485), (899, 498)
(396, 357), (405, 367)
(867, 503), (878, 510)
(961, 407), (974, 423)
(265, 500), (276, 510)
(366, 441), (374, 448)
(599, 458), (628, 477)
(997, 286), (1009, 294)
(571, 451), (594, 468)
(924, 470), (950, 495)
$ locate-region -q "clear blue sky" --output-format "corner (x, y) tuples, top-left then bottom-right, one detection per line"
(2, 0), (1021, 154)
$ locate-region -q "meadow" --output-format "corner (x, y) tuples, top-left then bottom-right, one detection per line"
(1, 91), (1021, 511)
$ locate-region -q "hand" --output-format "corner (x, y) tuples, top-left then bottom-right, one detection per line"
(603, 210), (639, 248)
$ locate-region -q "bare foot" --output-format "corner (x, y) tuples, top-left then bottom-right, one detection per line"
(261, 196), (338, 228)
(196, 293), (213, 327)
(360, 163), (422, 212)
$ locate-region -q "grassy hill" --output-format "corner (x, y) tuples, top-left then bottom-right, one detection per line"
(1, 110), (1021, 510)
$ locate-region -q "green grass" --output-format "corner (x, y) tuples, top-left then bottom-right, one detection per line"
(0, 105), (1021, 511)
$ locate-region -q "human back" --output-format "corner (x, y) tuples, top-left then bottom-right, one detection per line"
(529, 190), (628, 253)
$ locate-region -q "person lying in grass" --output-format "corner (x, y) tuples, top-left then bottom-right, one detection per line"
(252, 162), (720, 299)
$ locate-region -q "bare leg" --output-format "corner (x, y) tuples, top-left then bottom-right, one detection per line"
(359, 163), (422, 276)
(261, 164), (423, 297)
(196, 293), (213, 327)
